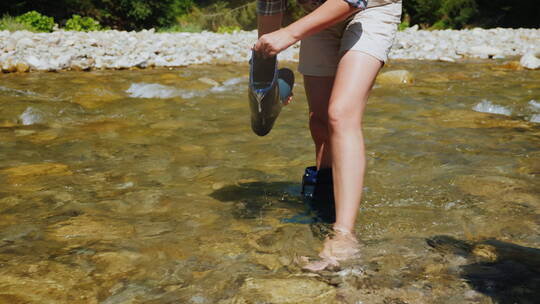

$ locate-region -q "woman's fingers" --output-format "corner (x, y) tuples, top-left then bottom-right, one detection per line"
(254, 35), (276, 57)
(253, 29), (297, 58)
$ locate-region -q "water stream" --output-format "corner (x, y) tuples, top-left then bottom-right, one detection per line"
(0, 60), (539, 303)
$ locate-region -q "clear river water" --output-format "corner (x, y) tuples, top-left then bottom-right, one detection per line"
(0, 60), (539, 304)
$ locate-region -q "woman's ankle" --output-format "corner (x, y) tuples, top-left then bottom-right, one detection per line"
(333, 225), (355, 238)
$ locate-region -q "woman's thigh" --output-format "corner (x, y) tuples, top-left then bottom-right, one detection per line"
(304, 75), (334, 117)
(328, 51), (382, 125)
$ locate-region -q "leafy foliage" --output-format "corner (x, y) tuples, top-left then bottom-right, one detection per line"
(94, 0), (195, 30)
(65, 14), (102, 31)
(175, 1), (256, 32)
(1, 0), (538, 31)
(158, 23), (203, 33)
(398, 20), (410, 31)
(216, 25), (241, 33)
(15, 10), (55, 32)
(0, 15), (36, 32)
(439, 0), (478, 28)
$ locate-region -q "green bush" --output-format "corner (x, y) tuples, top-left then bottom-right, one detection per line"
(403, 0), (442, 27)
(216, 25), (241, 33)
(404, 0), (479, 29)
(65, 14), (102, 31)
(15, 10), (54, 32)
(173, 0), (195, 16)
(439, 0), (478, 28)
(0, 15), (36, 32)
(105, 0), (196, 30)
(398, 14), (411, 31)
(173, 1), (256, 32)
(431, 20), (449, 29)
(158, 23), (203, 33)
(2, 0), (538, 31)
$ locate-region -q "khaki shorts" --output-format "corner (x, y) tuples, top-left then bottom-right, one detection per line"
(298, 1), (402, 77)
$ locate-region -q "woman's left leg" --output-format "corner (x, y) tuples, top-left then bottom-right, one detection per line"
(303, 50), (382, 270)
(328, 51), (382, 234)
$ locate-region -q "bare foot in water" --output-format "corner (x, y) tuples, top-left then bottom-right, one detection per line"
(302, 227), (360, 272)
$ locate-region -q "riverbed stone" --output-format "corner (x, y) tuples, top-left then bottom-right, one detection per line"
(47, 214), (135, 243)
(0, 28), (539, 72)
(198, 77), (220, 87)
(518, 154), (540, 175)
(421, 109), (532, 129)
(377, 70), (414, 85)
(1, 163), (72, 180)
(249, 252), (283, 271)
(227, 277), (337, 304)
(150, 120), (187, 129)
(91, 250), (148, 281)
(520, 52), (540, 70)
(453, 175), (529, 199)
(0, 260), (99, 304)
(468, 45), (503, 58)
(15, 62), (30, 73)
(493, 60), (523, 71)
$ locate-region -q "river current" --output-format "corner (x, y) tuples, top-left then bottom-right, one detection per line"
(0, 60), (539, 303)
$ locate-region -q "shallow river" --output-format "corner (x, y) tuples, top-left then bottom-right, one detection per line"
(0, 60), (539, 304)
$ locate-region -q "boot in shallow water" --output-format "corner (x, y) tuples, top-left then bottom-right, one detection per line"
(312, 168), (336, 223)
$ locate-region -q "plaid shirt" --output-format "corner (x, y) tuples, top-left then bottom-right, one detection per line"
(257, 0), (368, 16)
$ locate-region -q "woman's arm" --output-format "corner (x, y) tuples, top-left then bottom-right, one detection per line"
(254, 0), (361, 57)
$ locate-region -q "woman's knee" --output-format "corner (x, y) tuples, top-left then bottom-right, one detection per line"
(327, 101), (363, 133)
(309, 112), (329, 141)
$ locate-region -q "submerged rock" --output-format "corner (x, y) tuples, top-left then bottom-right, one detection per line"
(420, 109), (532, 130)
(493, 61), (523, 71)
(1, 163), (72, 179)
(377, 70), (414, 85)
(0, 261), (99, 303)
(249, 252), (283, 271)
(472, 100), (511, 116)
(47, 214), (135, 243)
(226, 277), (337, 304)
(198, 77), (220, 87)
(453, 175), (529, 199)
(15, 62), (30, 73)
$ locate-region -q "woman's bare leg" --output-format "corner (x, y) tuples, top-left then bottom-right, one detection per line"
(303, 75), (334, 169)
(303, 51), (382, 271)
(329, 51), (382, 233)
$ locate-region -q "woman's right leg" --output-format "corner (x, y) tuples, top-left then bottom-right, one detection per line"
(304, 75), (339, 223)
(304, 75), (334, 169)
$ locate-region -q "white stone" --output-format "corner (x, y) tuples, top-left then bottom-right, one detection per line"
(20, 107), (41, 125)
(0, 28), (538, 71)
(472, 100), (511, 116)
(520, 52), (540, 70)
(438, 56), (456, 63)
(26, 55), (50, 70)
(469, 45), (503, 58)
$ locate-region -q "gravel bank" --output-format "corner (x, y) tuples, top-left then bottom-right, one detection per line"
(1, 26), (539, 72)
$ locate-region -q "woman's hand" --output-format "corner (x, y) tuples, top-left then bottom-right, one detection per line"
(253, 27), (298, 58)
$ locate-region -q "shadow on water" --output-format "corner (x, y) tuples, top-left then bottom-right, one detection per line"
(210, 181), (311, 220)
(210, 181), (298, 203)
(427, 235), (540, 304)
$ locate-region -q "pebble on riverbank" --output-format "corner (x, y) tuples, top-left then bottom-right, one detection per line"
(1, 27), (539, 73)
